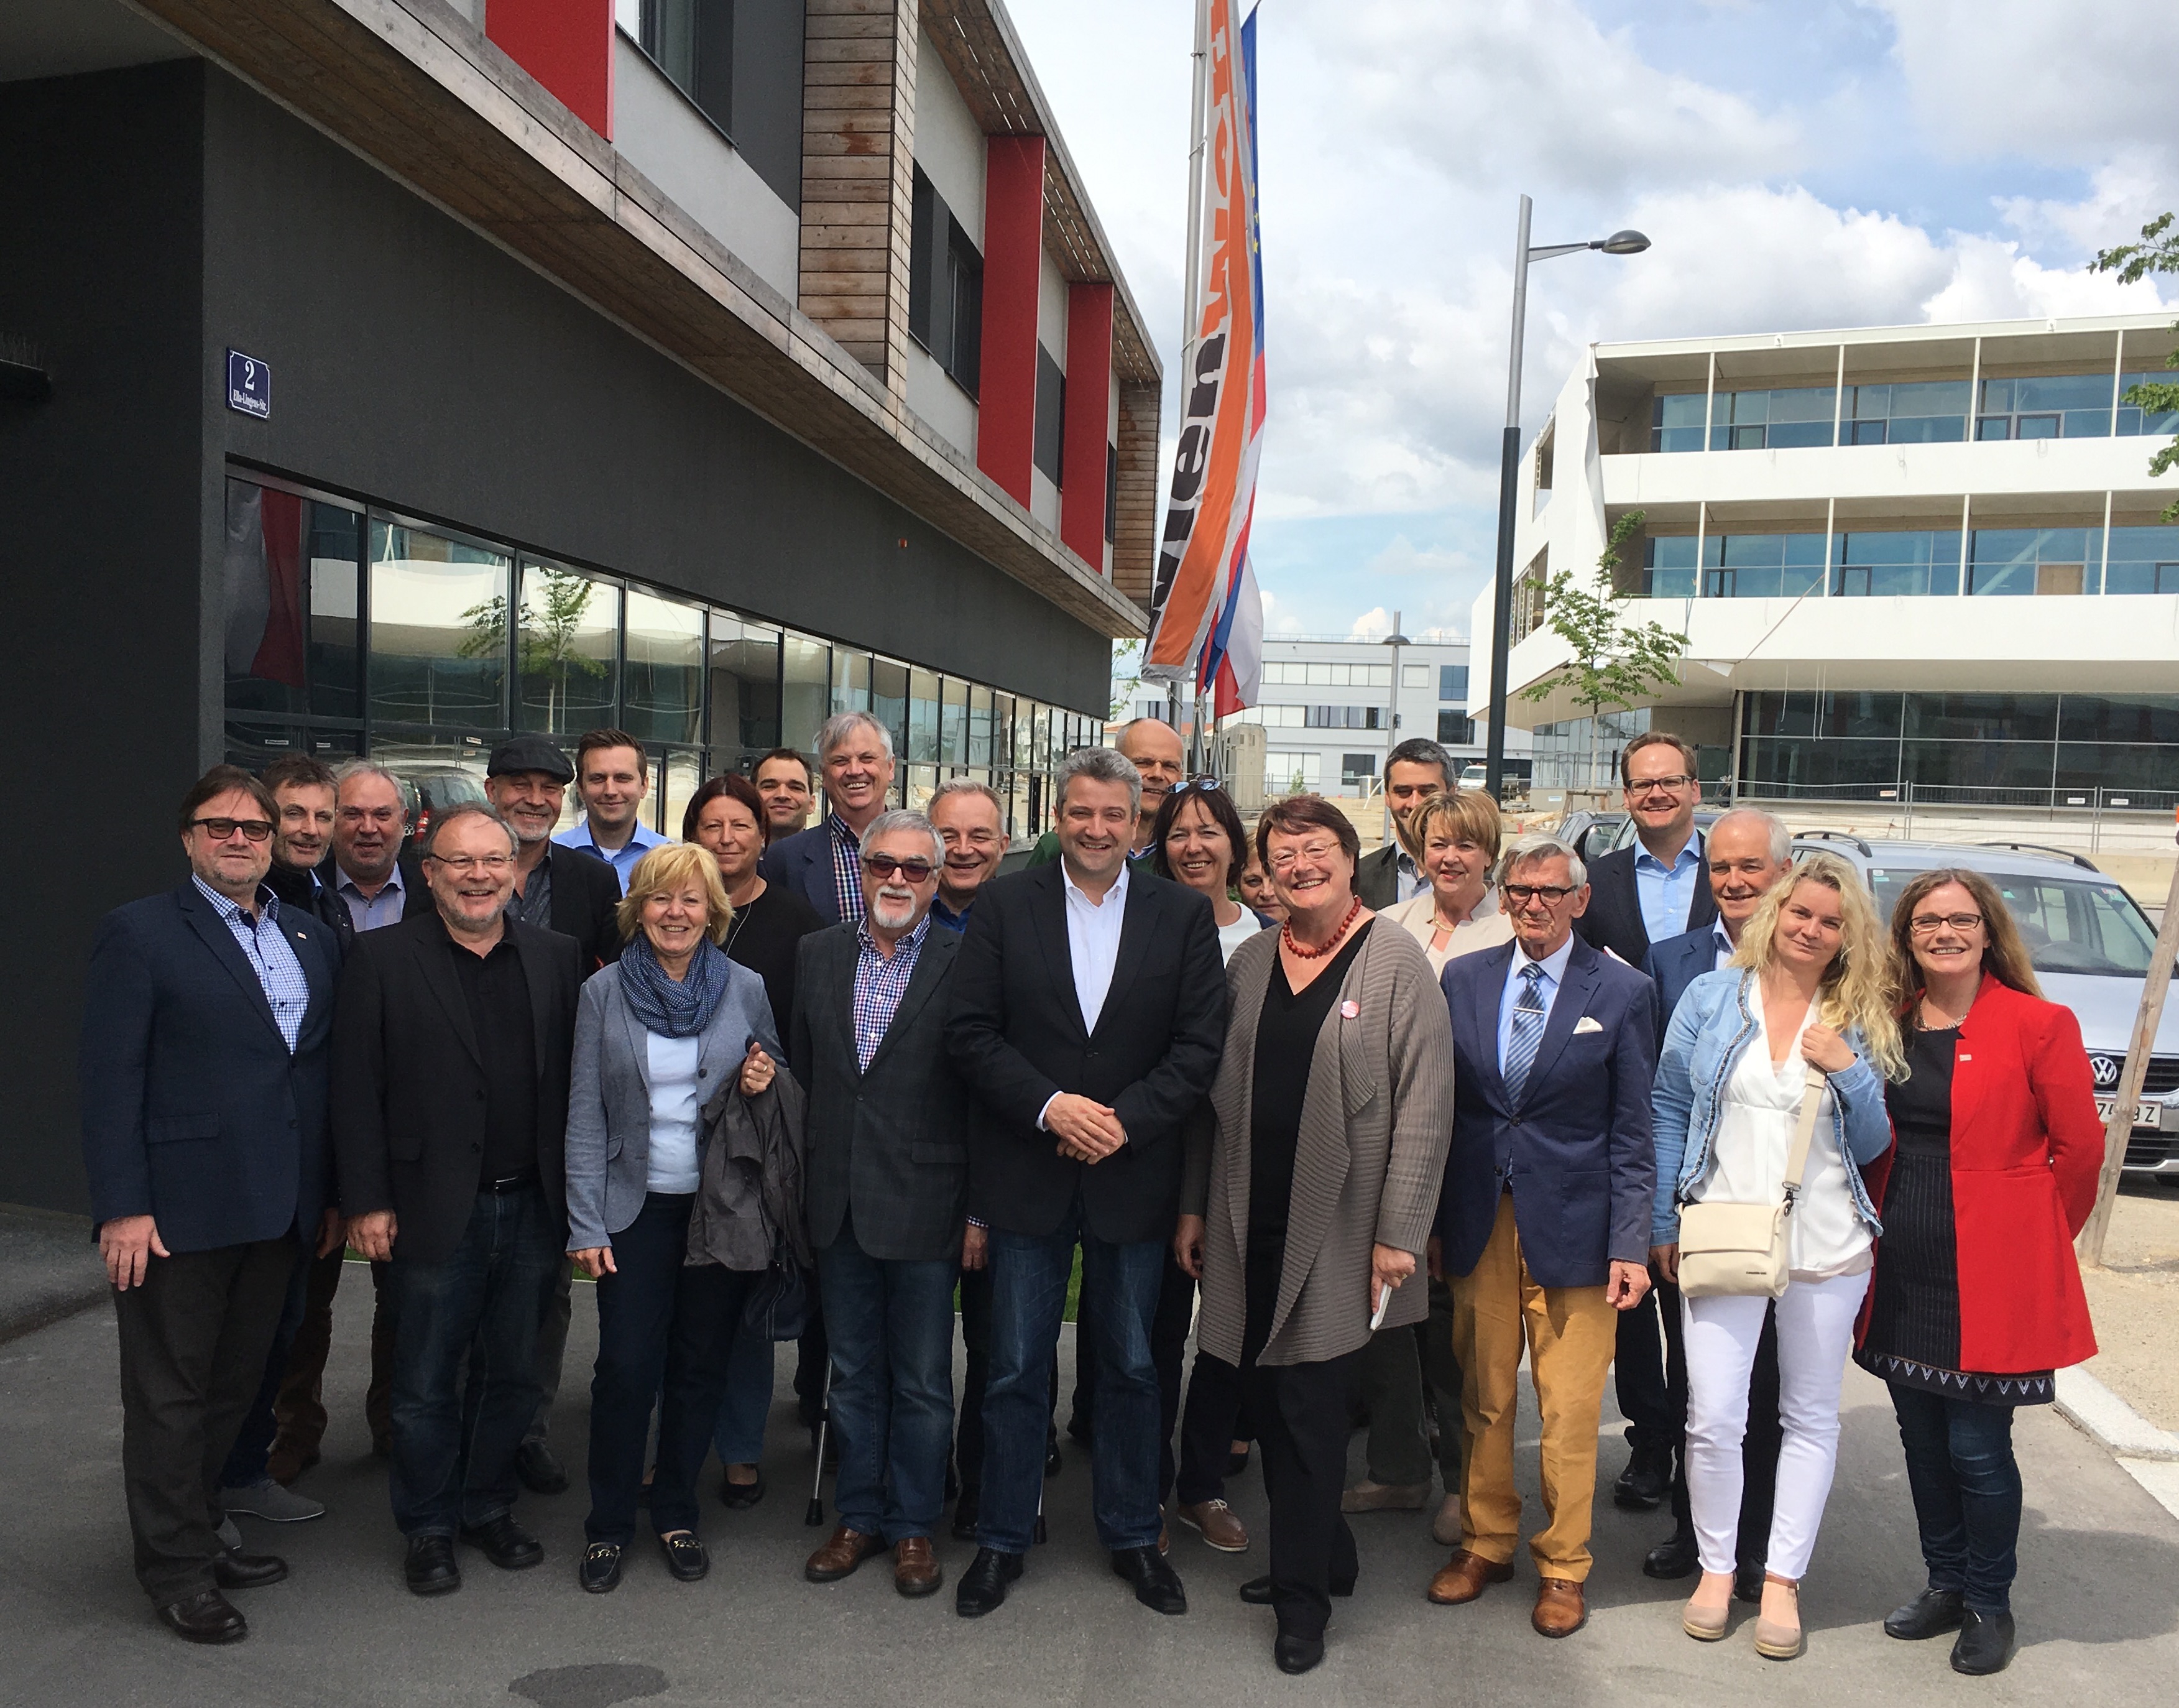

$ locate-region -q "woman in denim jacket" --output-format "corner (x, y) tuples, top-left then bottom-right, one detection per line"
(1650, 852), (1900, 1661)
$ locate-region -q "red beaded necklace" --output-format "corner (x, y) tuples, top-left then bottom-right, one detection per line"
(1283, 897), (1363, 959)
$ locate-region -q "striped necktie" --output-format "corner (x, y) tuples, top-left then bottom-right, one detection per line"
(1503, 962), (1547, 1106)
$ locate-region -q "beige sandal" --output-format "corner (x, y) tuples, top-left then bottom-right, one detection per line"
(1754, 1573), (1804, 1660)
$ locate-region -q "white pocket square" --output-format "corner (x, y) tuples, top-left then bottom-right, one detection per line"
(1572, 1015), (1605, 1035)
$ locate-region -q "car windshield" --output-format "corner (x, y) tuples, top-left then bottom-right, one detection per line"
(1866, 866), (2160, 978)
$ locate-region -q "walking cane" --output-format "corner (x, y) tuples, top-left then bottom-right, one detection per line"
(804, 1361), (834, 1527)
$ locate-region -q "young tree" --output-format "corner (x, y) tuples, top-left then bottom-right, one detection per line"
(1108, 639), (1144, 722)
(460, 570), (608, 728)
(1518, 509), (1685, 789)
(2092, 213), (2179, 520)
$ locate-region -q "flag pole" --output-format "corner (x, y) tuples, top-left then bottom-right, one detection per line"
(1172, 0), (1210, 767)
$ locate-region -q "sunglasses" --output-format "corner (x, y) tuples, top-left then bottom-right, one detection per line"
(862, 854), (936, 883)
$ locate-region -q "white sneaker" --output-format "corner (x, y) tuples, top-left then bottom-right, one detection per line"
(220, 1477), (326, 1523)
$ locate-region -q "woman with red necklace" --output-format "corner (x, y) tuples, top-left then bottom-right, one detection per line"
(1174, 793), (1456, 1675)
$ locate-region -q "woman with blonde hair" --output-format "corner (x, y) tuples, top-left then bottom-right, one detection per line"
(1649, 851), (1899, 1660)
(1383, 791), (1514, 976)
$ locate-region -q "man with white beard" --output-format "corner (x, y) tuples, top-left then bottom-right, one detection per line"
(790, 810), (971, 1599)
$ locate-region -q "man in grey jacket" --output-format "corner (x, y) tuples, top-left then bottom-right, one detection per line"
(791, 810), (968, 1599)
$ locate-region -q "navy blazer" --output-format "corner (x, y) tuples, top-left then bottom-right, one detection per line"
(1436, 935), (1657, 1289)
(1642, 923), (1726, 1054)
(1575, 839), (1716, 970)
(79, 881), (337, 1253)
(759, 819), (850, 925)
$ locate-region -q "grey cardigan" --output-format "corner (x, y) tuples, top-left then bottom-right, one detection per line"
(563, 956), (782, 1253)
(1182, 920), (1455, 1368)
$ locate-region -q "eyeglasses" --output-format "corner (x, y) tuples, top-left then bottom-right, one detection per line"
(863, 854), (936, 883)
(1909, 912), (1983, 935)
(191, 817), (274, 842)
(425, 854), (514, 875)
(1268, 842), (1341, 870)
(1501, 882), (1579, 905)
(1626, 774), (1694, 795)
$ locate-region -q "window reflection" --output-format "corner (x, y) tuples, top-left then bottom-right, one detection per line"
(831, 649), (872, 717)
(967, 683), (992, 767)
(1976, 374), (2114, 441)
(623, 589), (703, 744)
(1710, 387), (1835, 451)
(781, 632), (830, 756)
(515, 561), (618, 734)
(368, 519), (510, 729)
(1968, 527), (2099, 597)
(1833, 531), (1962, 597)
(2104, 525), (2179, 596)
(708, 616), (782, 764)
(872, 658), (909, 761)
(909, 668), (941, 763)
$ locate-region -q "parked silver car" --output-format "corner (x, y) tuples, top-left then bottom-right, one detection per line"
(1789, 833), (2178, 1178)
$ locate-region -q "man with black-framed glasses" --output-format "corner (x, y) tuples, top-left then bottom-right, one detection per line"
(81, 767), (341, 1643)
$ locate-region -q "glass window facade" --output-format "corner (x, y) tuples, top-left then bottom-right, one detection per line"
(1841, 381), (1969, 445)
(1710, 386), (1835, 451)
(2117, 372), (2179, 437)
(1635, 527), (2176, 599)
(1968, 527), (2099, 597)
(1833, 530), (1961, 597)
(2104, 525), (2179, 596)
(221, 471), (1087, 842)
(1976, 374), (2114, 440)
(1649, 367), (2165, 451)
(1702, 533), (1828, 599)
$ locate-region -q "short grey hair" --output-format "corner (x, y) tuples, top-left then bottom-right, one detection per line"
(1708, 806), (1792, 867)
(930, 777), (1003, 816)
(1499, 831), (1587, 891)
(333, 759), (406, 805)
(817, 710), (893, 761)
(423, 801), (518, 857)
(1053, 746), (1141, 819)
(859, 808), (942, 867)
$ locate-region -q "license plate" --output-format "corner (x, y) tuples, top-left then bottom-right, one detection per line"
(2098, 1099), (2163, 1129)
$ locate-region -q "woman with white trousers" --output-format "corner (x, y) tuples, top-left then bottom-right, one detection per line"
(1649, 851), (1900, 1660)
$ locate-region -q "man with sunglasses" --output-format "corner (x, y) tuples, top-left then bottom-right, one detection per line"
(81, 767), (341, 1643)
(1573, 730), (1716, 1512)
(792, 811), (970, 1597)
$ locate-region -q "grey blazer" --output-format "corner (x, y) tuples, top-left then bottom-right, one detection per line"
(1183, 920), (1455, 1368)
(791, 922), (967, 1263)
(563, 956), (783, 1253)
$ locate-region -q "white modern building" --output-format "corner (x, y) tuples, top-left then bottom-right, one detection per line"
(1473, 313), (2179, 800)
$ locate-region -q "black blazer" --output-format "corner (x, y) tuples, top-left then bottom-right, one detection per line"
(760, 818), (849, 925)
(331, 908), (584, 1267)
(267, 862), (354, 962)
(78, 881), (338, 1253)
(1575, 838), (1715, 968)
(1436, 936), (1657, 1289)
(1355, 841), (1412, 910)
(945, 864), (1227, 1244)
(792, 922), (968, 1262)
(539, 842), (624, 972)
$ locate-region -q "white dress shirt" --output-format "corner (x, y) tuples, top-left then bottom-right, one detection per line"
(1496, 931), (1578, 1078)
(1038, 862), (1131, 1133)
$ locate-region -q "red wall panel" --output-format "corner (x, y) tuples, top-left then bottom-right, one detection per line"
(1060, 281), (1113, 570)
(975, 135), (1046, 507)
(487, 0), (615, 141)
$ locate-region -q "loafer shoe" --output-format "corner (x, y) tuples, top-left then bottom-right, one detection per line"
(220, 1477), (325, 1523)
(1177, 1498), (1250, 1553)
(157, 1587), (247, 1644)
(1340, 1479), (1429, 1513)
(512, 1441), (569, 1495)
(719, 1467), (765, 1510)
(658, 1530), (709, 1582)
(954, 1547), (1022, 1618)
(459, 1513), (543, 1570)
(1532, 1578), (1587, 1638)
(1241, 1574), (1353, 1605)
(1274, 1632), (1325, 1675)
(1112, 1544), (1187, 1615)
(804, 1525), (885, 1583)
(1427, 1549), (1514, 1605)
(1644, 1530), (1699, 1580)
(1951, 1609), (2017, 1676)
(894, 1537), (942, 1597)
(578, 1542), (624, 1594)
(1886, 1587), (1966, 1641)
(213, 1548), (289, 1590)
(403, 1535), (461, 1596)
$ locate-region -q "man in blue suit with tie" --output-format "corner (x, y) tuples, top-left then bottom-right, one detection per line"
(80, 767), (339, 1645)
(1427, 832), (1656, 1640)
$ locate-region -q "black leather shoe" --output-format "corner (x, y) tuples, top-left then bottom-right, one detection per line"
(157, 1587), (247, 1644)
(1734, 1563), (1766, 1604)
(1240, 1574), (1353, 1604)
(578, 1543), (623, 1594)
(719, 1469), (765, 1510)
(954, 1547), (1023, 1618)
(213, 1548), (289, 1590)
(404, 1535), (461, 1596)
(513, 1440), (569, 1495)
(1612, 1448), (1669, 1511)
(1227, 1446), (1251, 1478)
(658, 1530), (709, 1582)
(1274, 1632), (1325, 1675)
(1886, 1587), (1966, 1640)
(951, 1488), (980, 1543)
(1112, 1545), (1187, 1615)
(1950, 1609), (2016, 1675)
(1643, 1530), (1699, 1579)
(459, 1513), (543, 1571)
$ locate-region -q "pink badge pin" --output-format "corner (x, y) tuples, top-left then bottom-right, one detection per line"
(1340, 1000), (1360, 1019)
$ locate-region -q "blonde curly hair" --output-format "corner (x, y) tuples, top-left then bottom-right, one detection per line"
(1728, 850), (1904, 1079)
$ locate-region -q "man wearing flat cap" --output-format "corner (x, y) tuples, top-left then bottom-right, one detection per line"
(483, 736), (624, 1495)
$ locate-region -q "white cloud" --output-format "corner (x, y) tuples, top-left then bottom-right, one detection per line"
(1258, 586), (1304, 635)
(1348, 606), (1392, 641)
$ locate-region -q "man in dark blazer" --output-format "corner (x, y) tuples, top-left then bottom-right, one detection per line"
(945, 747), (1225, 1620)
(1355, 737), (1454, 909)
(1636, 806), (1792, 1592)
(1430, 833), (1656, 1640)
(81, 766), (340, 1644)
(760, 709), (898, 925)
(792, 809), (969, 1599)
(334, 803), (583, 1597)
(1571, 729), (1711, 1510)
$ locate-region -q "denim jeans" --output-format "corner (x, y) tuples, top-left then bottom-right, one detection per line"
(585, 1193), (752, 1543)
(384, 1185), (560, 1536)
(712, 1327), (776, 1467)
(219, 1238), (314, 1489)
(1889, 1383), (2022, 1615)
(818, 1219), (957, 1543)
(980, 1197), (1164, 1555)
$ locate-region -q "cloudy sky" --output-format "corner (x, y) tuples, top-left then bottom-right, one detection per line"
(1004, 0), (2179, 645)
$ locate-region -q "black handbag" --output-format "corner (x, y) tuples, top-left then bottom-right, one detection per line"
(741, 1240), (811, 1341)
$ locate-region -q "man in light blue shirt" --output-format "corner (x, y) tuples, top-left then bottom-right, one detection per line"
(331, 763), (413, 935)
(552, 729), (669, 894)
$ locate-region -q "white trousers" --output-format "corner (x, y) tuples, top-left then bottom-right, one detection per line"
(1682, 1270), (1870, 1581)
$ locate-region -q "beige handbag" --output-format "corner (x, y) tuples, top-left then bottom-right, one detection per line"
(1676, 1064), (1826, 1300)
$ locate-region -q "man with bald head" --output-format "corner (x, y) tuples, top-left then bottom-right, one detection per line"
(1026, 716), (1184, 874)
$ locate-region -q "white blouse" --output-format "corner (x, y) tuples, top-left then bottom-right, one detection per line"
(1696, 982), (1871, 1281)
(1216, 909), (1270, 966)
(644, 1031), (703, 1195)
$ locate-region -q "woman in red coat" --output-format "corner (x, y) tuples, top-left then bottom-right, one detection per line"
(1858, 867), (2101, 1678)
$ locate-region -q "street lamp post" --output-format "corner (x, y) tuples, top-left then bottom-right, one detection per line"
(1380, 609), (1411, 846)
(1482, 197), (1649, 798)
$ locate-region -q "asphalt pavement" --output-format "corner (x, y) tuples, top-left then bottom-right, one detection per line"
(2, 1267), (2175, 1708)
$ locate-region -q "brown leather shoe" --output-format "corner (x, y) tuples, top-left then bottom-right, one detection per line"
(893, 1537), (942, 1598)
(1427, 1549), (1514, 1605)
(804, 1525), (886, 1583)
(1176, 1498), (1250, 1553)
(1532, 1577), (1587, 1638)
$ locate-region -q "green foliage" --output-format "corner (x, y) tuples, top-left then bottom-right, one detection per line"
(2091, 212), (2179, 521)
(459, 570), (608, 727)
(1109, 639), (1143, 722)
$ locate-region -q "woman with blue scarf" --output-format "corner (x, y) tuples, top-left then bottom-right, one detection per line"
(563, 842), (783, 1593)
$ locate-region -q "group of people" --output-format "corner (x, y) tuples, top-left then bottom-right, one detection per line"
(81, 714), (2103, 1679)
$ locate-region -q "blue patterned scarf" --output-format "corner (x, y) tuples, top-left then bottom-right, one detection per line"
(618, 932), (732, 1039)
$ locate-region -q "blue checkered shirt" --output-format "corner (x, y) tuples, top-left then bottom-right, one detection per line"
(852, 912), (931, 1073)
(827, 813), (867, 924)
(192, 875), (311, 1051)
